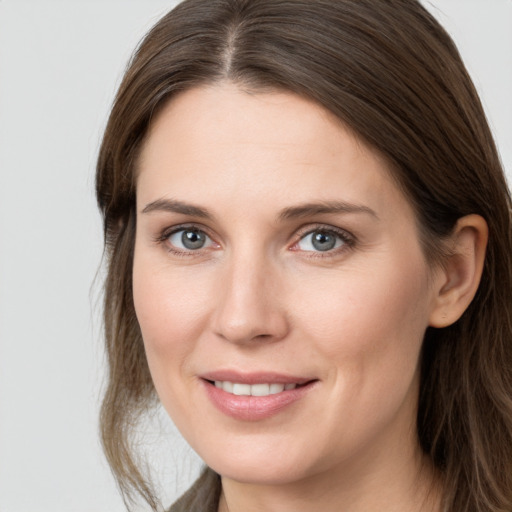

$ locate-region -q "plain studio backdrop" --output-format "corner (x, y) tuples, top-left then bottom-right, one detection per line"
(0, 1), (510, 511)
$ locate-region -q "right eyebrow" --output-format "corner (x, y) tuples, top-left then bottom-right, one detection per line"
(141, 198), (213, 219)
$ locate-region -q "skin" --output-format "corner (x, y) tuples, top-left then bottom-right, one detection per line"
(133, 82), (487, 512)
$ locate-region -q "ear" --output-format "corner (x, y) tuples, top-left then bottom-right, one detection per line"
(429, 214), (488, 328)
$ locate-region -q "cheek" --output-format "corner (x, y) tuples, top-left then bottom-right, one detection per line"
(132, 252), (212, 385)
(293, 257), (431, 391)
(290, 262), (431, 458)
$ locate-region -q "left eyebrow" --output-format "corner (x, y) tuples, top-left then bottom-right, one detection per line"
(278, 201), (379, 221)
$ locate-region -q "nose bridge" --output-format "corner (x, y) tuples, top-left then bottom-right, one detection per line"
(212, 246), (288, 344)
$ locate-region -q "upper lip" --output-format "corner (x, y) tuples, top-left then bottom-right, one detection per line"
(200, 370), (315, 385)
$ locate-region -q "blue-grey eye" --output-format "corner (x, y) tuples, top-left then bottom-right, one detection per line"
(297, 229), (344, 252)
(168, 229), (212, 250)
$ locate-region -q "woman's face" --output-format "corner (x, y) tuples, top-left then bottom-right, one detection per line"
(133, 83), (440, 485)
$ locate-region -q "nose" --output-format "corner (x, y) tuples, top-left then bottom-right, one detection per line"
(211, 253), (289, 345)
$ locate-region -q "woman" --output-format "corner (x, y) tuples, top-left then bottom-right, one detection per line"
(96, 1), (512, 511)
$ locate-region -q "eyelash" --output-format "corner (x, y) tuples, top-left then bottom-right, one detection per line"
(154, 224), (217, 257)
(291, 224), (356, 258)
(154, 223), (356, 258)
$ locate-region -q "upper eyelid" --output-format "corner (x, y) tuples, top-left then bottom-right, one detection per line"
(163, 223), (353, 236)
(294, 223), (355, 240)
(159, 223), (213, 239)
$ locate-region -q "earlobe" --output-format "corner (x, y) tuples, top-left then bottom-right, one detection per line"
(429, 214), (488, 328)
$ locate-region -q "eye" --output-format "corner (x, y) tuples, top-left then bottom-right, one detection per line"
(296, 228), (350, 252)
(167, 228), (214, 251)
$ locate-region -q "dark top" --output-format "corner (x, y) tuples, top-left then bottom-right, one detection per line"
(169, 467), (221, 512)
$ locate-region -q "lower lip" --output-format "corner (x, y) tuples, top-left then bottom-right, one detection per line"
(201, 380), (316, 421)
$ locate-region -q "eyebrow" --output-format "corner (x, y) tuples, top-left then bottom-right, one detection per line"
(278, 201), (378, 221)
(141, 198), (378, 221)
(141, 198), (213, 219)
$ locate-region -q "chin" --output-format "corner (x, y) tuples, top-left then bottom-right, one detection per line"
(209, 458), (308, 486)
(195, 437), (324, 486)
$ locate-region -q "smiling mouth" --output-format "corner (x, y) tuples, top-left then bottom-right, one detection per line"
(201, 377), (318, 420)
(209, 381), (303, 396)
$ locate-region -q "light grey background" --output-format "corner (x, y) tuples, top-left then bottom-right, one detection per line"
(0, 1), (510, 511)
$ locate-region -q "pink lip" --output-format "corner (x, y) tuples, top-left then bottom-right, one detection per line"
(199, 370), (317, 421)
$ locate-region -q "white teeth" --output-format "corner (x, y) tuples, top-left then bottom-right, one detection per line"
(270, 383), (285, 394)
(232, 383), (251, 396)
(213, 381), (298, 396)
(251, 383), (270, 396)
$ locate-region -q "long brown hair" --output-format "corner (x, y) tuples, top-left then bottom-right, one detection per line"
(96, 1), (512, 510)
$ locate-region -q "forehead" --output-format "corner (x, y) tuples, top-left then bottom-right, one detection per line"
(136, 82), (410, 222)
(140, 83), (368, 167)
